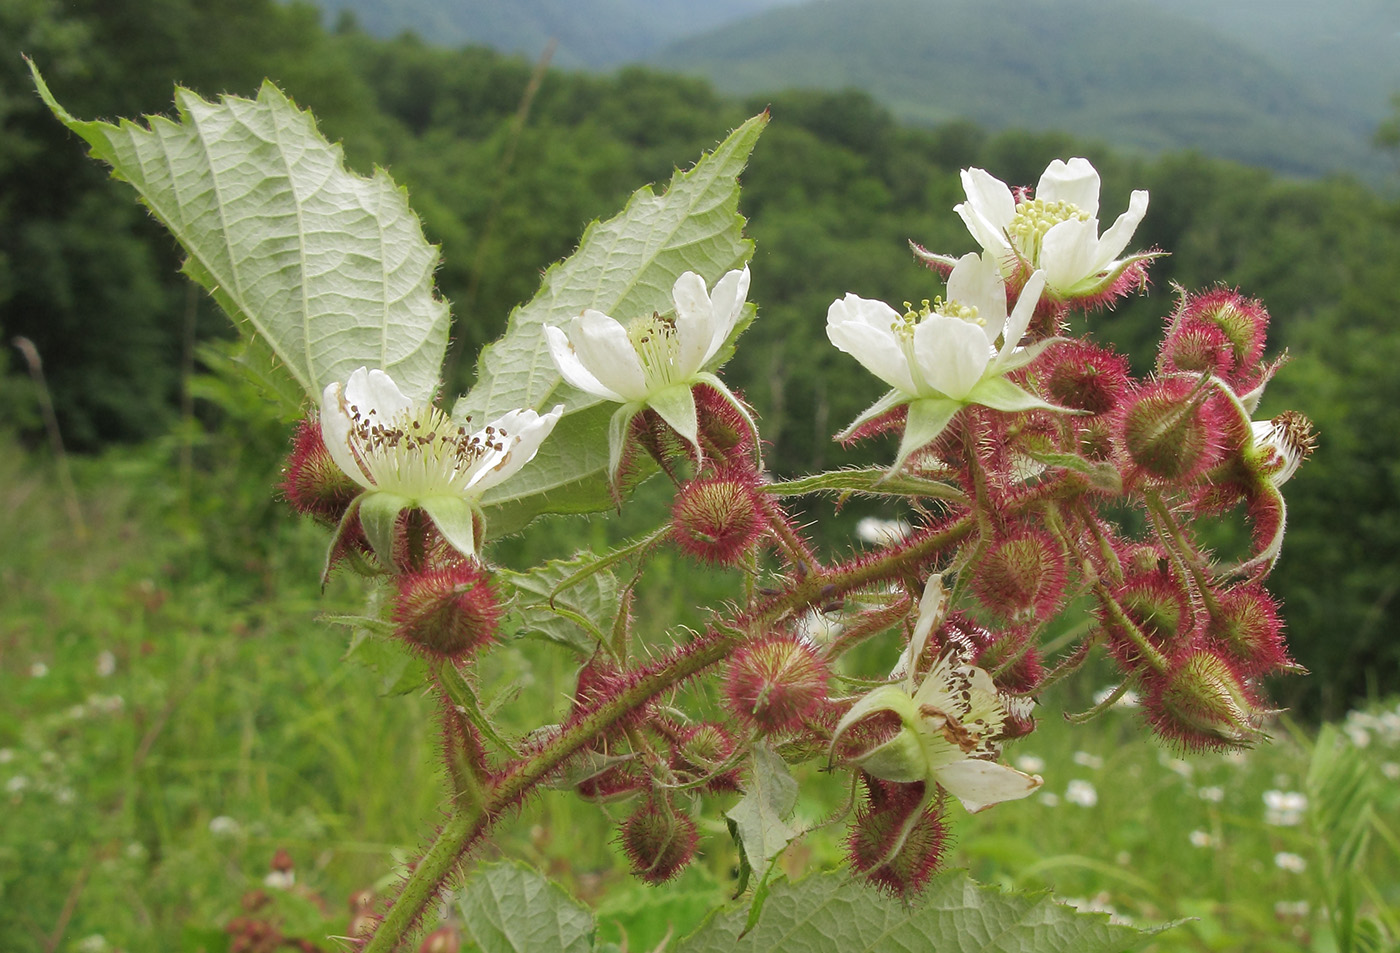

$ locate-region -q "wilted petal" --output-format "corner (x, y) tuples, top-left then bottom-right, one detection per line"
(935, 758), (1043, 813)
(827, 293), (918, 394)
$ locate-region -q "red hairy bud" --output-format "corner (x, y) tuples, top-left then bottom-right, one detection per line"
(694, 382), (757, 467)
(1210, 584), (1292, 677)
(1160, 288), (1269, 390)
(1039, 340), (1132, 415)
(393, 562), (501, 659)
(848, 776), (947, 898)
(1102, 569), (1191, 671)
(1118, 377), (1231, 483)
(723, 633), (829, 733)
(619, 795), (698, 884)
(671, 473), (767, 566)
(1145, 650), (1268, 751)
(672, 723), (740, 791)
(972, 525), (1067, 624)
(281, 418), (360, 522)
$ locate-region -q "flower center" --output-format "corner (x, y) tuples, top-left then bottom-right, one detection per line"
(346, 402), (503, 498)
(1008, 197), (1090, 265)
(627, 311), (683, 388)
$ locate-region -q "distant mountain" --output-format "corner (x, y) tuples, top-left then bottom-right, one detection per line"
(655, 0), (1385, 179)
(313, 0), (801, 67)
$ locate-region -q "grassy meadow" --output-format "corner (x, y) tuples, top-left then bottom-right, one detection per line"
(3, 417), (1399, 953)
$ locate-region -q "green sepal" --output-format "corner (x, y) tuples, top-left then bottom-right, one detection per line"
(829, 685), (926, 784)
(321, 494), (364, 588)
(420, 495), (479, 559)
(648, 384), (701, 458)
(608, 403), (643, 488)
(836, 388), (910, 443)
(889, 397), (962, 476)
(358, 491), (411, 568)
(1060, 250), (1163, 301)
(967, 376), (1068, 413)
(995, 335), (1070, 375)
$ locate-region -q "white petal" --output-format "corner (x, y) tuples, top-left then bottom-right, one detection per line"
(466, 404), (563, 492)
(346, 367), (413, 421)
(700, 265), (750, 365)
(545, 325), (624, 401)
(956, 203), (1013, 265)
(935, 759), (1043, 813)
(1091, 189), (1150, 273)
(913, 314), (990, 400)
(1040, 218), (1100, 291)
(1037, 157), (1100, 218)
(997, 270), (1046, 367)
(319, 378), (374, 490)
(569, 310), (649, 402)
(671, 271), (715, 376)
(945, 251), (1006, 347)
(961, 167), (1016, 228)
(826, 293), (917, 394)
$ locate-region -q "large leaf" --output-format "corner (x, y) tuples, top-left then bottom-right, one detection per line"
(457, 861), (597, 953)
(677, 870), (1165, 953)
(458, 113), (767, 535)
(31, 61), (448, 404)
(725, 744), (801, 884)
(498, 553), (624, 656)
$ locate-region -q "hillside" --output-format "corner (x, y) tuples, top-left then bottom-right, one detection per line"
(655, 0), (1383, 179)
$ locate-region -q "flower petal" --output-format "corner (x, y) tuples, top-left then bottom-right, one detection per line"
(1091, 188), (1150, 273)
(466, 404), (563, 493)
(827, 293), (917, 394)
(934, 758), (1042, 813)
(671, 271), (716, 377)
(568, 310), (649, 402)
(698, 266), (751, 366)
(912, 314), (990, 400)
(960, 167), (1016, 229)
(320, 378), (375, 490)
(346, 366), (414, 421)
(1037, 157), (1100, 218)
(545, 325), (624, 402)
(996, 270), (1046, 367)
(945, 251), (1006, 348)
(1040, 217), (1100, 292)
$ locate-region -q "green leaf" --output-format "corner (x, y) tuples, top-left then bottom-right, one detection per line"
(31, 61), (448, 404)
(724, 744), (800, 885)
(458, 861), (597, 953)
(458, 113), (768, 536)
(339, 594), (430, 696)
(677, 870), (1166, 953)
(498, 553), (624, 655)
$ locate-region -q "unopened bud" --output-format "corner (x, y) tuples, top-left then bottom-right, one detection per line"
(1160, 289), (1269, 389)
(723, 633), (829, 733)
(848, 776), (947, 898)
(619, 795), (698, 884)
(972, 526), (1067, 624)
(1119, 377), (1229, 482)
(671, 473), (767, 566)
(1211, 585), (1292, 677)
(673, 723), (740, 791)
(1147, 650), (1268, 750)
(1102, 570), (1189, 671)
(393, 562), (501, 659)
(281, 418), (360, 522)
(1039, 340), (1131, 415)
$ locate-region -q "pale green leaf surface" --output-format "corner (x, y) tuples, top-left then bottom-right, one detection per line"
(31, 62), (448, 403)
(458, 114), (767, 529)
(498, 554), (623, 655)
(677, 870), (1163, 953)
(457, 861), (596, 953)
(724, 744), (800, 880)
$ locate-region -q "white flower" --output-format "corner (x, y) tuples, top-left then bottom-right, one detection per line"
(831, 577), (1041, 813)
(827, 252), (1059, 472)
(1274, 851), (1307, 873)
(29, 661), (48, 678)
(950, 158), (1150, 299)
(1015, 754), (1046, 774)
(1198, 785), (1225, 803)
(1072, 751), (1103, 770)
(1263, 789), (1307, 827)
(1065, 779), (1098, 807)
(208, 816), (241, 837)
(855, 516), (912, 545)
(264, 869), (296, 890)
(1250, 411), (1314, 487)
(545, 267), (756, 478)
(1188, 829), (1215, 848)
(96, 650), (117, 678)
(321, 367), (561, 561)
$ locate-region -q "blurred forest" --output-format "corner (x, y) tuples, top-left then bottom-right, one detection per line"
(4, 0), (1399, 715)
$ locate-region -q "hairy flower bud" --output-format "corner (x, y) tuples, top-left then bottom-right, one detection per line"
(671, 472), (767, 566)
(972, 525), (1067, 624)
(281, 418), (361, 523)
(848, 776), (947, 898)
(672, 723), (740, 791)
(1160, 288), (1269, 390)
(1211, 584), (1292, 677)
(1119, 377), (1230, 483)
(393, 562), (501, 659)
(1146, 650), (1268, 750)
(723, 633), (829, 733)
(1101, 568), (1190, 671)
(619, 795), (698, 884)
(1038, 340), (1131, 415)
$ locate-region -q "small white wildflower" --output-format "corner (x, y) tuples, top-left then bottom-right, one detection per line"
(87, 694), (125, 715)
(1162, 756), (1194, 779)
(1274, 900), (1310, 918)
(1188, 830), (1215, 848)
(1198, 785), (1225, 803)
(96, 650), (117, 678)
(0, 749), (14, 764)
(855, 516), (912, 545)
(208, 816), (241, 837)
(1040, 791), (1061, 807)
(75, 935), (110, 953)
(1072, 751), (1103, 770)
(1263, 790), (1307, 827)
(1066, 779), (1098, 807)
(125, 841), (147, 860)
(1015, 754), (1046, 774)
(264, 869), (296, 890)
(53, 786), (76, 805)
(6, 775), (30, 794)
(1223, 750), (1249, 765)
(1344, 724), (1372, 748)
(1274, 852), (1307, 873)
(1092, 685), (1140, 709)
(67, 704), (89, 720)
(1381, 762), (1400, 781)
(1060, 892), (1131, 924)
(29, 661), (48, 678)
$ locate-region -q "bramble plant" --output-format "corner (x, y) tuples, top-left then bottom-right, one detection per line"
(31, 58), (1316, 952)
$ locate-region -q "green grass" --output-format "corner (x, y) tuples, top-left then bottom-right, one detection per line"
(2, 429), (1397, 953)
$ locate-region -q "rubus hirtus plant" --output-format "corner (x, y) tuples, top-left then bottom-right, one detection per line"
(32, 61), (1313, 950)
